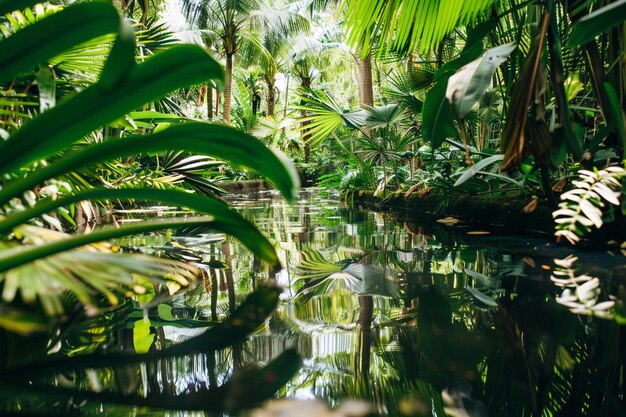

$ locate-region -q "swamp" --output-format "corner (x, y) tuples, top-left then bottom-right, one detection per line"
(1, 0), (626, 416)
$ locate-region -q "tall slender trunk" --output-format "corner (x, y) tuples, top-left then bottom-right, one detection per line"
(206, 85), (213, 120)
(197, 85), (206, 107)
(215, 89), (220, 117)
(283, 74), (289, 117)
(210, 270), (218, 321)
(300, 77), (312, 163)
(357, 53), (374, 107)
(266, 77), (275, 117)
(223, 52), (233, 124)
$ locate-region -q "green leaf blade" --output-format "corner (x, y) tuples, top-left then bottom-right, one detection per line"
(0, 45), (225, 175)
(0, 2), (120, 83)
(567, 0), (626, 47)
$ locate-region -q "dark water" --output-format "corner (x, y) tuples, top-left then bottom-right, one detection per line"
(5, 189), (626, 417)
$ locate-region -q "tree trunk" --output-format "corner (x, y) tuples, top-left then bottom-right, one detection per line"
(266, 77), (275, 117)
(215, 89), (220, 117)
(357, 53), (374, 107)
(197, 85), (206, 107)
(300, 77), (312, 163)
(207, 85), (213, 120)
(223, 53), (233, 124)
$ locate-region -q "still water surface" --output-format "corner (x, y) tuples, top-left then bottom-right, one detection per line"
(106, 190), (626, 416)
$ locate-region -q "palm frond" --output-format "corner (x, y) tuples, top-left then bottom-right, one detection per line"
(294, 88), (366, 145)
(342, 0), (498, 56)
(0, 225), (200, 317)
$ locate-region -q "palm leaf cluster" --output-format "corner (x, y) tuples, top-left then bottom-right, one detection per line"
(343, 0), (498, 55)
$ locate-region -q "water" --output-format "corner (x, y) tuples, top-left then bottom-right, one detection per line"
(5, 189), (626, 416)
(156, 189), (626, 416)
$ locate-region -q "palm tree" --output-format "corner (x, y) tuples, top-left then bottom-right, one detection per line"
(181, 0), (309, 124)
(239, 29), (286, 118)
(289, 31), (348, 161)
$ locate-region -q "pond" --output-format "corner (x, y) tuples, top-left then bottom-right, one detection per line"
(5, 189), (626, 417)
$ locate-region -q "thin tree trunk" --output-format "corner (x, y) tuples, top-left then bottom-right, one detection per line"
(300, 77), (312, 163)
(210, 270), (218, 321)
(357, 53), (374, 107)
(223, 53), (233, 124)
(206, 85), (213, 120)
(266, 77), (275, 117)
(215, 89), (220, 117)
(197, 85), (206, 107)
(283, 74), (289, 117)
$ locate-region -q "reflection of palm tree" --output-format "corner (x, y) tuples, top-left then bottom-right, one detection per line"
(355, 295), (373, 379)
(222, 241), (236, 313)
(295, 250), (400, 302)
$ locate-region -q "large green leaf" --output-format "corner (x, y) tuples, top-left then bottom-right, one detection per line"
(0, 123), (299, 205)
(567, 0), (626, 47)
(342, 0), (497, 56)
(0, 45), (224, 175)
(0, 2), (120, 83)
(99, 19), (137, 89)
(446, 43), (517, 120)
(294, 89), (366, 146)
(423, 81), (458, 149)
(0, 188), (279, 265)
(453, 154), (504, 186)
(7, 285), (281, 375)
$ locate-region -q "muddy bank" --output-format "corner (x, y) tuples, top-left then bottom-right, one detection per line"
(345, 190), (626, 239)
(218, 180), (273, 194)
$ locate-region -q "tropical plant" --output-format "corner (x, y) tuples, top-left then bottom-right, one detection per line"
(553, 166), (624, 244)
(295, 90), (416, 191)
(341, 0), (498, 56)
(0, 0), (298, 332)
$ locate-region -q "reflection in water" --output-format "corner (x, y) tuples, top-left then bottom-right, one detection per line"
(5, 190), (625, 416)
(169, 189), (624, 416)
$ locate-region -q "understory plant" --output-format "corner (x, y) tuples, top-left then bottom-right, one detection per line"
(0, 1), (298, 335)
(0, 0), (302, 413)
(553, 166), (624, 244)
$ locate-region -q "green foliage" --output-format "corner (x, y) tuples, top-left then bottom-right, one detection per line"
(342, 0), (498, 55)
(0, 2), (119, 83)
(0, 1), (298, 332)
(423, 81), (457, 149)
(567, 0), (626, 47)
(446, 43), (516, 120)
(553, 167), (624, 244)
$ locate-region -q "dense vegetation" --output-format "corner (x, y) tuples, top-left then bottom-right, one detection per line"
(0, 0), (625, 415)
